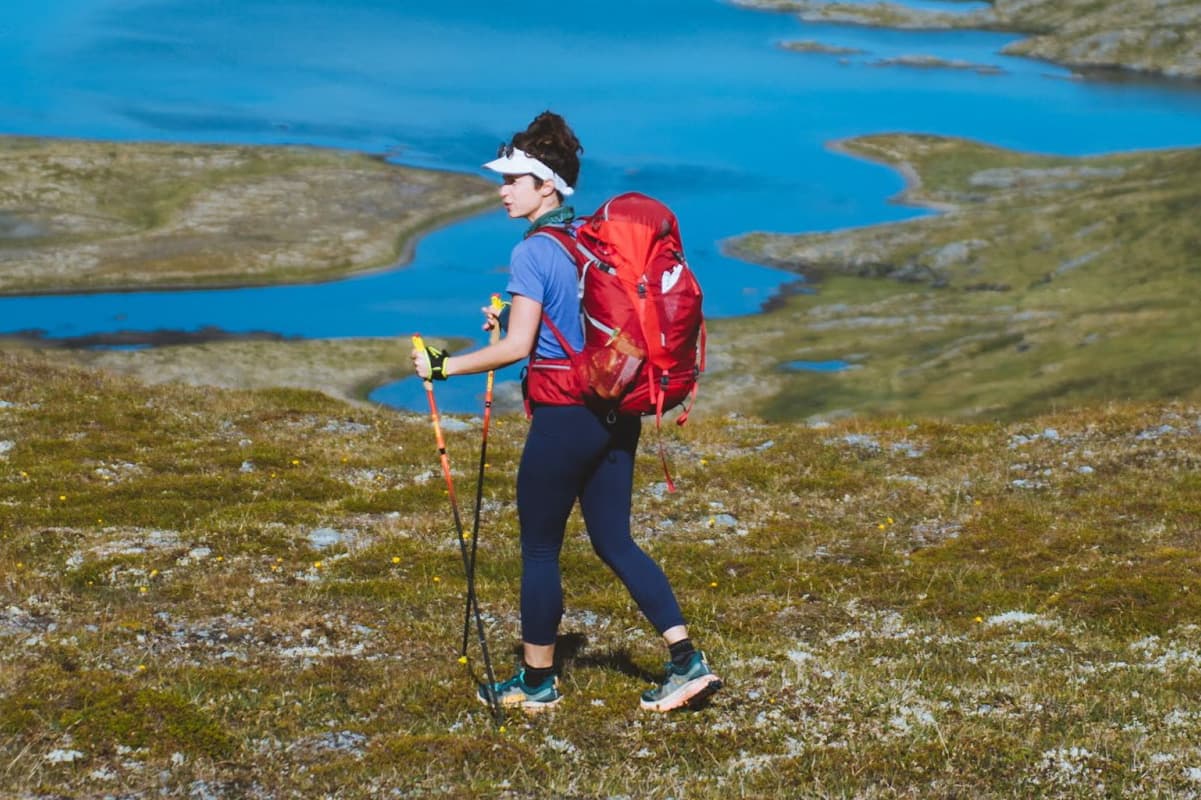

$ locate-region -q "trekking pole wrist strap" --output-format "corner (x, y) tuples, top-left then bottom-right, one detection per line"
(427, 345), (451, 380)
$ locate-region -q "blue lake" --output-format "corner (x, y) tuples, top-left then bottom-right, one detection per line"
(786, 360), (857, 373)
(3, 0), (1201, 411)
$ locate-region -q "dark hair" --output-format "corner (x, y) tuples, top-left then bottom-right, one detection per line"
(509, 110), (583, 193)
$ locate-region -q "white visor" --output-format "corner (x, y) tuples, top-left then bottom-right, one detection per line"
(482, 148), (574, 196)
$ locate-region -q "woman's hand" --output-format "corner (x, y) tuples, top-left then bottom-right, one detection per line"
(410, 345), (429, 379)
(481, 295), (510, 334)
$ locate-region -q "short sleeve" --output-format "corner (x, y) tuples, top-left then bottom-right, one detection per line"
(501, 234), (584, 359)
(505, 239), (546, 304)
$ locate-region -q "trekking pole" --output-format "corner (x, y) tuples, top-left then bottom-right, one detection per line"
(412, 334), (504, 728)
(461, 294), (505, 657)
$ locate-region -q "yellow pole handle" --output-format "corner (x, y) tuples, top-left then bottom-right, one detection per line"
(412, 334), (432, 387)
(489, 295), (505, 346)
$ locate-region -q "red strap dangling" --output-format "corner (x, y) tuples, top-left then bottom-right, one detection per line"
(653, 386), (675, 493)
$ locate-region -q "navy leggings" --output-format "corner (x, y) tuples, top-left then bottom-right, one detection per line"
(516, 404), (686, 646)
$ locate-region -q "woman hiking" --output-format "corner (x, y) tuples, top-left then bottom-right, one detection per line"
(410, 110), (721, 713)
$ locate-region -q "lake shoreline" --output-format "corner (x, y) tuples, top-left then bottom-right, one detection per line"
(0, 194), (495, 301)
(8, 130), (1200, 420)
(713, 133), (1201, 421)
(0, 136), (497, 298)
(733, 0), (1201, 82)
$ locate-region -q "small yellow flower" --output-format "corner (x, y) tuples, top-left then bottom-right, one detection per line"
(313, 561), (323, 569)
(19, 471), (27, 477)
(271, 565), (280, 573)
(216, 555), (224, 562)
(458, 656), (468, 665)
(973, 499), (982, 506)
(700, 458), (708, 466)
(707, 517), (715, 527)
(149, 569), (159, 578)
(276, 557), (284, 563)
(878, 523), (886, 530)
(291, 459), (300, 466)
(709, 581), (719, 588)
(887, 517), (894, 525)
(974, 615), (984, 623)
(341, 456), (349, 464)
(137, 664), (147, 671)
(391, 556), (401, 565)
(139, 586), (148, 594)
(59, 495), (67, 501)
(16, 562), (23, 569)
(433, 576), (441, 583)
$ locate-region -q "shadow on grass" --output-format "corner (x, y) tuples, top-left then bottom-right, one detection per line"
(495, 632), (662, 684)
(562, 635), (662, 684)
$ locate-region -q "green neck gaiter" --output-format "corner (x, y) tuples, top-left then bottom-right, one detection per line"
(525, 205), (575, 238)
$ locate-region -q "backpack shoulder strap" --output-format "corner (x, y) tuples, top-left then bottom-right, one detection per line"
(528, 226), (581, 358)
(538, 311), (575, 357)
(531, 226), (576, 261)
(534, 225), (611, 275)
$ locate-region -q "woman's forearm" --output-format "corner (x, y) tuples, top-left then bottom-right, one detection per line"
(445, 337), (527, 376)
(443, 294), (542, 377)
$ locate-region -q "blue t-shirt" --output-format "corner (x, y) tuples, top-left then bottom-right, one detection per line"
(505, 232), (584, 359)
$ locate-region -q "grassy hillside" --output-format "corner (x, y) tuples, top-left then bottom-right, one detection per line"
(0, 137), (495, 296)
(715, 135), (1201, 422)
(3, 349), (1201, 797)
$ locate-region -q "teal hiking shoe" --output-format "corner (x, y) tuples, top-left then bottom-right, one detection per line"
(477, 669), (562, 714)
(640, 651), (722, 712)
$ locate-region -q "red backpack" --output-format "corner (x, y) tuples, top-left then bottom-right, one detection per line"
(524, 192), (706, 489)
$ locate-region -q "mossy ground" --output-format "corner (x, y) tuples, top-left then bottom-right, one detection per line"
(740, 0), (1201, 80)
(0, 136), (495, 296)
(715, 134), (1201, 423)
(4, 350), (1201, 798)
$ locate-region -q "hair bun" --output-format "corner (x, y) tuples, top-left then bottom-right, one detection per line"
(510, 111), (583, 192)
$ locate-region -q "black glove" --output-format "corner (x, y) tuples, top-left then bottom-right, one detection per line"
(424, 345), (451, 380)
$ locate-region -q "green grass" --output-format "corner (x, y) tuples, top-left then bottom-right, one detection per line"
(715, 135), (1201, 423)
(0, 136), (496, 295)
(755, 0), (1201, 80)
(4, 350), (1201, 797)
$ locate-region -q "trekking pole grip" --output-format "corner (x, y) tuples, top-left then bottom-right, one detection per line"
(489, 294), (505, 345)
(412, 334), (433, 389)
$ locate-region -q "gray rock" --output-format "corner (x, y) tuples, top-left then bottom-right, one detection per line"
(308, 527), (343, 549)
